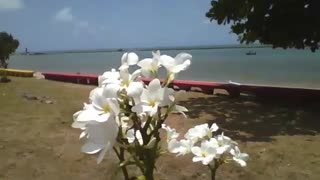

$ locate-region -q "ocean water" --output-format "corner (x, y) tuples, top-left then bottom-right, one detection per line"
(9, 48), (320, 89)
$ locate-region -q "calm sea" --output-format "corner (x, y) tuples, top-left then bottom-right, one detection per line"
(9, 48), (320, 89)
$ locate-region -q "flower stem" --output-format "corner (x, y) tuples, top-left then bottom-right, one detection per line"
(113, 147), (130, 180)
(208, 159), (221, 180)
(143, 148), (156, 180)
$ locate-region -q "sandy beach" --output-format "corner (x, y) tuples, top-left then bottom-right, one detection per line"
(0, 77), (320, 180)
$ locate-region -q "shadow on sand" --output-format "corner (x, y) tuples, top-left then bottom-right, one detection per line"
(180, 94), (320, 142)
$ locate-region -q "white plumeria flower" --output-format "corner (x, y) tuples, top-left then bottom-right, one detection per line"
(230, 146), (249, 167)
(184, 126), (203, 143)
(137, 50), (161, 77)
(72, 105), (99, 129)
(126, 129), (143, 146)
(184, 124), (207, 142)
(119, 69), (143, 97)
(90, 87), (120, 122)
(214, 133), (236, 155)
(160, 53), (192, 75)
(81, 120), (119, 164)
(168, 139), (193, 156)
(184, 123), (219, 142)
(131, 79), (174, 116)
(191, 140), (217, 165)
(119, 52), (139, 71)
(98, 68), (120, 87)
(73, 87), (120, 130)
(162, 124), (179, 142)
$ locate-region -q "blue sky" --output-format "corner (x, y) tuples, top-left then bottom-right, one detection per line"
(0, 0), (238, 51)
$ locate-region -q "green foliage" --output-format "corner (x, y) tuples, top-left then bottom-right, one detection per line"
(0, 32), (19, 69)
(206, 0), (320, 52)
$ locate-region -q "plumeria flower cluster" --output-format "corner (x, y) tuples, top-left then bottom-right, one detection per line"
(164, 123), (249, 169)
(72, 50), (191, 179)
(72, 50), (248, 180)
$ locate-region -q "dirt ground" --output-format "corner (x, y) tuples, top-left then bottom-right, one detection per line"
(0, 77), (320, 180)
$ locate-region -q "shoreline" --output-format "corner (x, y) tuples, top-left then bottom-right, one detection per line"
(15, 45), (272, 55)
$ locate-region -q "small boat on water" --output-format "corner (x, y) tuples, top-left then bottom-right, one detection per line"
(246, 51), (256, 55)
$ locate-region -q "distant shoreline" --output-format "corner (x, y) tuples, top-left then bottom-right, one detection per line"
(16, 44), (272, 55)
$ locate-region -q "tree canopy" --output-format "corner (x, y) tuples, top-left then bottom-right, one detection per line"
(206, 0), (320, 52)
(0, 32), (19, 68)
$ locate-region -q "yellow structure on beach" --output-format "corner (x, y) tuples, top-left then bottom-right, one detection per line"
(0, 68), (34, 77)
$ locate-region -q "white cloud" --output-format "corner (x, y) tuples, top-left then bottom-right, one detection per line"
(0, 0), (24, 10)
(54, 7), (106, 38)
(55, 7), (73, 22)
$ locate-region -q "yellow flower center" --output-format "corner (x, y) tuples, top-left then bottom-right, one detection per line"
(122, 80), (130, 87)
(103, 104), (110, 113)
(148, 100), (157, 107)
(201, 151), (207, 157)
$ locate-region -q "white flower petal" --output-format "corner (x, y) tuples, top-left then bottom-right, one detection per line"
(81, 119), (118, 163)
(81, 142), (103, 154)
(240, 153), (249, 161)
(233, 157), (247, 167)
(131, 69), (141, 80)
(210, 123), (219, 132)
(120, 69), (130, 82)
(171, 60), (191, 73)
(75, 108), (99, 122)
(192, 156), (204, 163)
(121, 53), (129, 64)
(149, 103), (159, 116)
(202, 156), (213, 165)
(152, 50), (161, 60)
(140, 68), (152, 77)
(95, 113), (111, 122)
(99, 69), (120, 86)
(127, 81), (143, 97)
(191, 146), (202, 156)
(131, 102), (153, 114)
(89, 88), (99, 101)
(91, 88), (108, 110)
(148, 79), (161, 92)
(174, 53), (192, 64)
(140, 89), (149, 102)
(72, 121), (86, 129)
(103, 84), (120, 98)
(106, 98), (120, 115)
(160, 55), (175, 71)
(172, 105), (188, 117)
(137, 58), (153, 68)
(162, 124), (179, 142)
(97, 143), (110, 164)
(168, 139), (181, 153)
(127, 52), (139, 65)
(119, 64), (129, 71)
